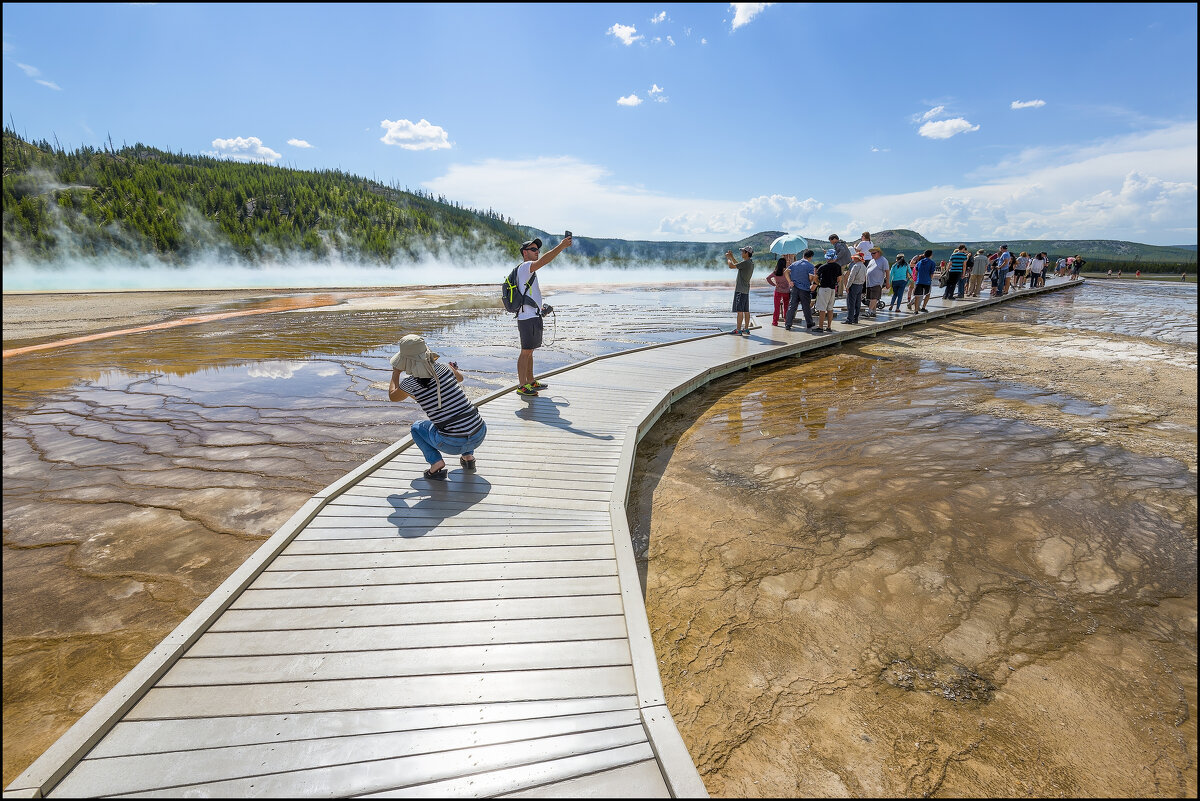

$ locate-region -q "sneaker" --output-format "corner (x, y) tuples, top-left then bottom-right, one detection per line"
(530, 380), (548, 390)
(728, 329), (741, 335)
(741, 329), (751, 336)
(516, 385), (538, 397)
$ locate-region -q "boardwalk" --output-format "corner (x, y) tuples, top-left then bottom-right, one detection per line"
(5, 278), (1082, 798)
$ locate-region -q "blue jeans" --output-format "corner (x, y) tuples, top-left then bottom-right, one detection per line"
(943, 272), (962, 299)
(845, 283), (864, 322)
(411, 420), (487, 466)
(956, 274), (967, 298)
(888, 279), (906, 310)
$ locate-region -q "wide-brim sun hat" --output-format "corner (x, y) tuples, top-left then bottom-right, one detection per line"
(390, 334), (440, 378)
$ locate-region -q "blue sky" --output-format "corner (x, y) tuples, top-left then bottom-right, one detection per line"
(3, 3), (1197, 245)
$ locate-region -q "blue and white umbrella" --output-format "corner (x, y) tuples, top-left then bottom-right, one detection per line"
(769, 233), (808, 255)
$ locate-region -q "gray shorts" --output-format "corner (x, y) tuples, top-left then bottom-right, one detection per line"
(732, 292), (750, 313)
(814, 287), (836, 311)
(518, 316), (543, 350)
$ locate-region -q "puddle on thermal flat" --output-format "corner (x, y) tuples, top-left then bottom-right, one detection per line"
(634, 292), (1197, 796)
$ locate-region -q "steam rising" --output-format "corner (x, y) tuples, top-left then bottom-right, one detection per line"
(2, 252), (730, 292)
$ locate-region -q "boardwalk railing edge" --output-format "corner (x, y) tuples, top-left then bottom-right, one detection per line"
(4, 279), (1082, 798)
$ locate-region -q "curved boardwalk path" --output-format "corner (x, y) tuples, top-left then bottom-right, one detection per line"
(6, 279), (1082, 798)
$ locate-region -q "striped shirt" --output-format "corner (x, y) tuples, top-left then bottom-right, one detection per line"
(949, 251), (969, 271)
(400, 363), (484, 437)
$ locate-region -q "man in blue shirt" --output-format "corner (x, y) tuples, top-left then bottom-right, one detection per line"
(996, 245), (1012, 295)
(912, 249), (937, 312)
(785, 249), (817, 330)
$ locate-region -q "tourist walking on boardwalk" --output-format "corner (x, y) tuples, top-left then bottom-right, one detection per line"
(785, 249), (818, 331)
(1057, 256), (1068, 277)
(944, 245), (969, 300)
(844, 252), (868, 324)
(827, 234), (854, 297)
(911, 250), (937, 312)
(959, 247), (975, 298)
(513, 235), (572, 397)
(865, 246), (888, 317)
(767, 257), (793, 326)
(996, 246), (1013, 295)
(888, 254), (909, 311)
(389, 334), (487, 480)
(1014, 252), (1030, 289)
(814, 249), (843, 332)
(1029, 252), (1047, 287)
(725, 245), (756, 336)
(968, 249), (988, 297)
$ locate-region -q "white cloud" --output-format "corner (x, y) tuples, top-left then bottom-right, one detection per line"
(730, 3), (774, 31)
(379, 118), (451, 151)
(839, 122), (1198, 242)
(287, 138), (314, 149)
(247, 361), (306, 380)
(648, 84), (668, 102)
(1012, 99), (1047, 109)
(15, 61), (60, 89)
(667, 35), (676, 46)
(607, 23), (642, 46)
(701, 37), (708, 44)
(918, 118), (980, 139)
(422, 123), (1198, 244)
(651, 11), (667, 24)
(208, 136), (282, 163)
(915, 105), (946, 123)
(617, 94), (643, 107)
(871, 147), (890, 153)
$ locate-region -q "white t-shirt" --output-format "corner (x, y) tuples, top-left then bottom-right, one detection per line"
(856, 241), (873, 260)
(515, 261), (543, 321)
(1029, 258), (1046, 274)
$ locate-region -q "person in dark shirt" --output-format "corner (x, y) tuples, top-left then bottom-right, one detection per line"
(813, 249), (843, 332)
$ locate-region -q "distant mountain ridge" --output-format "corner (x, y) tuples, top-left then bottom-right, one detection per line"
(3, 130), (1194, 271)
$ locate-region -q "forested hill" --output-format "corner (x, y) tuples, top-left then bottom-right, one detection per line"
(3, 131), (1195, 270)
(2, 129), (534, 264)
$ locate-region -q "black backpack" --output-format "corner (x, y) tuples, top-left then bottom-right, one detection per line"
(501, 264), (539, 316)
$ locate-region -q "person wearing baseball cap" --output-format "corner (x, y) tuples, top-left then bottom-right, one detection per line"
(724, 245), (756, 336)
(514, 233), (572, 396)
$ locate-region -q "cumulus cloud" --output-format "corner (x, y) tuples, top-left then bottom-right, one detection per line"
(840, 122), (1198, 242)
(607, 23), (642, 46)
(379, 118), (451, 150)
(1012, 99), (1047, 109)
(919, 118), (980, 139)
(648, 84), (668, 103)
(287, 138), (314, 148)
(667, 35), (676, 46)
(422, 123), (1197, 244)
(617, 94), (643, 107)
(730, 3), (774, 31)
(208, 136), (282, 163)
(651, 11), (667, 23)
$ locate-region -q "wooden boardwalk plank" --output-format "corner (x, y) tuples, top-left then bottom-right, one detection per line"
(185, 616), (630, 658)
(56, 715), (646, 797)
(126, 666), (639, 719)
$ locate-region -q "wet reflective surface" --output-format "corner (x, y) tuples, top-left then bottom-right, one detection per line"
(633, 281), (1197, 796)
(0, 280), (744, 784)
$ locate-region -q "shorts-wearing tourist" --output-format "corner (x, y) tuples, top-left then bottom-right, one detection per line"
(814, 250), (843, 332)
(912, 250), (936, 312)
(865, 247), (888, 317)
(725, 246), (756, 336)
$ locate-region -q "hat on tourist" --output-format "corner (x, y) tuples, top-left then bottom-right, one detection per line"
(741, 246), (754, 256)
(895, 253), (905, 259)
(520, 237), (543, 252)
(852, 251), (865, 261)
(977, 249), (987, 254)
(824, 248), (837, 260)
(390, 334), (440, 378)
(869, 246), (882, 254)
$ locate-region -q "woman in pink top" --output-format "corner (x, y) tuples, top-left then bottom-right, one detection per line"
(767, 257), (793, 326)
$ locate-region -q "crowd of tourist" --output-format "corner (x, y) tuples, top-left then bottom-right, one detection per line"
(733, 232), (1087, 335)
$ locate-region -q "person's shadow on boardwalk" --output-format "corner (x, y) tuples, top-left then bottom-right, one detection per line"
(514, 396), (616, 441)
(386, 472), (493, 538)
